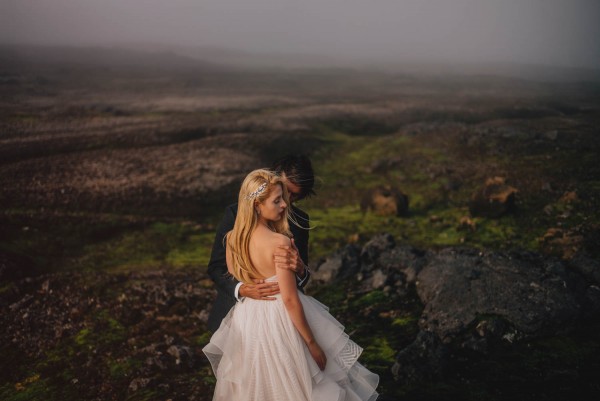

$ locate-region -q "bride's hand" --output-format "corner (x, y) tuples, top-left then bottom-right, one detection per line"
(307, 341), (327, 370)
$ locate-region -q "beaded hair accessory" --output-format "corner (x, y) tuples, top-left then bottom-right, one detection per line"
(245, 182), (267, 200)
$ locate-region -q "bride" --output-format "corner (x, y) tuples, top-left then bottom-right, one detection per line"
(203, 169), (379, 401)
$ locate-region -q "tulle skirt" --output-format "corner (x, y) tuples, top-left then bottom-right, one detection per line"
(203, 285), (379, 401)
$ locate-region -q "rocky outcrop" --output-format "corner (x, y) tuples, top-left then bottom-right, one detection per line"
(415, 248), (597, 343)
(391, 330), (448, 382)
(314, 233), (600, 384)
(469, 176), (517, 218)
(316, 233), (599, 341)
(311, 244), (361, 284)
(312, 233), (429, 291)
(360, 185), (409, 217)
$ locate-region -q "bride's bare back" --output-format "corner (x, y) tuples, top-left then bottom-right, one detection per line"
(248, 225), (291, 279)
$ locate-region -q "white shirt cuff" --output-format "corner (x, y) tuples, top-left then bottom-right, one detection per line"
(234, 282), (244, 302)
(297, 265), (311, 286)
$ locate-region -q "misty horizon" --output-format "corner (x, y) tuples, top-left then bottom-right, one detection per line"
(2, 0), (600, 70)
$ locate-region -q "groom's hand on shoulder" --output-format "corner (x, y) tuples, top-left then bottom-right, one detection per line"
(274, 239), (305, 277)
(239, 280), (280, 300)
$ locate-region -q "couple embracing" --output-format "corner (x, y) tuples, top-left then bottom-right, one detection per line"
(203, 155), (379, 401)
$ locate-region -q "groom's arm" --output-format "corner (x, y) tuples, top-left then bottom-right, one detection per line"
(274, 214), (311, 289)
(207, 205), (239, 301)
(294, 211), (310, 289)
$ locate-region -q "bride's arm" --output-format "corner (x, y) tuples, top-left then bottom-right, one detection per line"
(276, 237), (327, 370)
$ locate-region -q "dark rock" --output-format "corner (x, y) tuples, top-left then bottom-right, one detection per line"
(376, 244), (429, 284)
(460, 316), (513, 354)
(392, 330), (448, 383)
(468, 176), (517, 218)
(128, 377), (154, 392)
(146, 352), (169, 371)
(360, 185), (409, 217)
(360, 233), (395, 272)
(460, 335), (489, 354)
(167, 344), (195, 368)
(544, 130), (559, 140)
(372, 269), (388, 288)
(567, 253), (600, 285)
(369, 157), (403, 174)
(475, 316), (509, 339)
(585, 285), (600, 314)
(415, 248), (587, 342)
(312, 244), (360, 284)
(443, 177), (462, 192)
(0, 250), (37, 281)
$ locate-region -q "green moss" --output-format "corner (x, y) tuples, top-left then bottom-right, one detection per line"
(195, 332), (212, 347)
(391, 316), (418, 328)
(306, 201), (536, 262)
(0, 212), (216, 274)
(352, 290), (388, 309)
(0, 282), (16, 295)
(309, 282), (349, 316)
(165, 232), (215, 268)
(73, 311), (126, 350)
(108, 357), (140, 379)
(361, 337), (396, 368)
(302, 129), (552, 257)
(0, 378), (51, 401)
(0, 370), (80, 401)
(124, 388), (165, 401)
(75, 222), (214, 272)
(74, 328), (91, 347)
(199, 366), (217, 387)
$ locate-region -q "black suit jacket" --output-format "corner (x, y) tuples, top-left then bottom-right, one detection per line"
(207, 203), (310, 332)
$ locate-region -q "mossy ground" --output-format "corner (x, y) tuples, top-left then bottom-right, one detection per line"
(302, 124), (600, 261)
(2, 124), (599, 399)
(0, 212), (217, 275)
(2, 65), (599, 400)
(0, 309), (132, 401)
(309, 282), (423, 397)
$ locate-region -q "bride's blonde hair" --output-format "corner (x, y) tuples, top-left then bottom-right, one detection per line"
(226, 169), (291, 284)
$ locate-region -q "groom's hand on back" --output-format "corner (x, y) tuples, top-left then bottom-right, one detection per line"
(239, 280), (280, 300)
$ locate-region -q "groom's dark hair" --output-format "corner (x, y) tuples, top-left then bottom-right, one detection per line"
(271, 154), (316, 201)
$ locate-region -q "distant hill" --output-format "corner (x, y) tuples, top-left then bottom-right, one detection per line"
(0, 44), (228, 74)
(1, 43), (599, 83)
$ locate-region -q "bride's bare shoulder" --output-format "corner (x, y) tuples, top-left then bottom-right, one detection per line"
(271, 232), (291, 247)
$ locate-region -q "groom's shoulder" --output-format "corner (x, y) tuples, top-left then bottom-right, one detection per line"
(216, 203), (238, 229)
(223, 202), (238, 218)
(291, 205), (309, 219)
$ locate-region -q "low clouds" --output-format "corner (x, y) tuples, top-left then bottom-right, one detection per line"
(2, 0), (599, 68)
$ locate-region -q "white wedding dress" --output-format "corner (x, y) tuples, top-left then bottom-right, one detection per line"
(203, 276), (379, 401)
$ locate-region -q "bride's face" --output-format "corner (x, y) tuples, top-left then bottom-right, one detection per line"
(257, 184), (287, 222)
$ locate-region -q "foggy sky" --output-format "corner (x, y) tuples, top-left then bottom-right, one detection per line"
(2, 0), (599, 69)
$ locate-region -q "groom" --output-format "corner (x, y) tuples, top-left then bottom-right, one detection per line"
(206, 154), (316, 332)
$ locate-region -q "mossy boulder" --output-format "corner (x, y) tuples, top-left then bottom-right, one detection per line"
(360, 185), (409, 217)
(469, 176), (517, 218)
